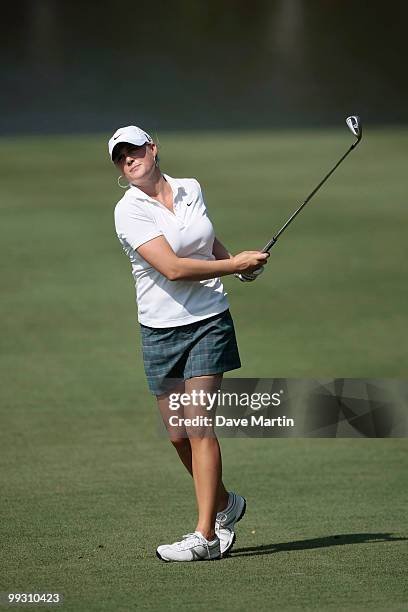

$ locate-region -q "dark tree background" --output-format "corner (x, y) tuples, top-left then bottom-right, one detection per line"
(1, 0), (407, 134)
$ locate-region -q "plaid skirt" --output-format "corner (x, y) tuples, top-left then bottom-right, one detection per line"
(140, 309), (241, 395)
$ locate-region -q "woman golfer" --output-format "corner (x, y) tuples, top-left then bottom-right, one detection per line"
(108, 125), (268, 562)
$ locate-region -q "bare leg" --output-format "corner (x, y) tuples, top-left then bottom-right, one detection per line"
(184, 374), (227, 540)
(156, 381), (192, 471)
(157, 381), (229, 514)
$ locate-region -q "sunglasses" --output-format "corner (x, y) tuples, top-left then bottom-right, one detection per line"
(113, 144), (146, 163)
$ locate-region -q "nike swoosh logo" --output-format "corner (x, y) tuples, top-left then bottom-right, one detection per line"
(113, 134), (122, 140)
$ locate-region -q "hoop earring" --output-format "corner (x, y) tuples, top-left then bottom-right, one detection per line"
(117, 175), (129, 189)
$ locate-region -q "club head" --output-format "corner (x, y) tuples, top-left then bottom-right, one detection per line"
(346, 115), (362, 142)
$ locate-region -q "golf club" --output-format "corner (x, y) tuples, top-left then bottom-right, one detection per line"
(261, 115), (363, 253)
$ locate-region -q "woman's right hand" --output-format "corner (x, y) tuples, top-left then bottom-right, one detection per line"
(232, 251), (269, 274)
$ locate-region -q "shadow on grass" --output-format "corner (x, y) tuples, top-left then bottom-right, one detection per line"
(230, 532), (407, 558)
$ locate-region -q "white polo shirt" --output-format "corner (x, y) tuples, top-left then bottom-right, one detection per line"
(114, 174), (229, 328)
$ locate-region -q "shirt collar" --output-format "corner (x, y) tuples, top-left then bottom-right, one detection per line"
(163, 174), (186, 203)
(129, 173), (186, 204)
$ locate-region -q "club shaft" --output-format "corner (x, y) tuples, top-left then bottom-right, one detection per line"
(262, 141), (357, 252)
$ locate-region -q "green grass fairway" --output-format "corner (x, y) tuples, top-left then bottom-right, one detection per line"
(1, 128), (407, 611)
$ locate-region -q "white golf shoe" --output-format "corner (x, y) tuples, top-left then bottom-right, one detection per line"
(215, 492), (246, 556)
(156, 531), (221, 562)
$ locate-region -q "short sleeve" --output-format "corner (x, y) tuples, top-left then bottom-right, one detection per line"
(114, 201), (163, 251)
